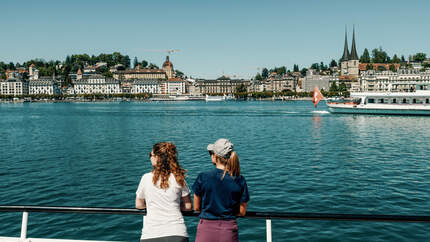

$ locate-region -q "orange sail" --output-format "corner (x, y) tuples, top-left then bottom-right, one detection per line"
(312, 86), (324, 108)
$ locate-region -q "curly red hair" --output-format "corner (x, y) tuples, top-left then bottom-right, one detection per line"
(152, 142), (186, 189)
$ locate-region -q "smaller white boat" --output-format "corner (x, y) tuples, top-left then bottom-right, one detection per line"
(170, 96), (190, 101)
(205, 94), (226, 102)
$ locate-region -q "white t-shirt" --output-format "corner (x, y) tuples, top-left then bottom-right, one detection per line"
(136, 172), (190, 240)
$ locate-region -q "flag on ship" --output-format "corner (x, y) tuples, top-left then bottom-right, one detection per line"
(312, 86), (324, 108)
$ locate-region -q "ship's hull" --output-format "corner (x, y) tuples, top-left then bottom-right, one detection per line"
(328, 104), (430, 115)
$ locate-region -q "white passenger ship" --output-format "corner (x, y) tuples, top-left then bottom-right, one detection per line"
(327, 87), (430, 115)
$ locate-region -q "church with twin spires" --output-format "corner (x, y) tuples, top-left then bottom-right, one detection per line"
(340, 27), (359, 80)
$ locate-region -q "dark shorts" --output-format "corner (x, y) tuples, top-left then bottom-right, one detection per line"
(140, 236), (189, 242)
(195, 219), (238, 242)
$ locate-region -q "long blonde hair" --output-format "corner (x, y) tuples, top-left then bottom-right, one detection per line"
(152, 142), (186, 189)
(215, 151), (240, 179)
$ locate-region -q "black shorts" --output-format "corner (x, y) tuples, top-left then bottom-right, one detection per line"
(141, 236), (189, 242)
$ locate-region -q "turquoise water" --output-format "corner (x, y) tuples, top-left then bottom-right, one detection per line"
(1, 101), (429, 241)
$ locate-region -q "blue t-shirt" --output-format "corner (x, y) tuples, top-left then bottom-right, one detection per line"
(192, 168), (250, 220)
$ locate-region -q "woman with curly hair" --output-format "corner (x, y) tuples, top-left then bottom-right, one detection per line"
(136, 142), (192, 242)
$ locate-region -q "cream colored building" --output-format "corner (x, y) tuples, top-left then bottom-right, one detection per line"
(0, 78), (29, 96)
(360, 69), (430, 92)
(113, 69), (167, 80)
(73, 74), (121, 94)
(131, 79), (160, 94)
(195, 79), (250, 94)
(29, 77), (61, 95)
(160, 78), (186, 94)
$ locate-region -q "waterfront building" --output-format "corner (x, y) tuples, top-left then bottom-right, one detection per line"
(195, 79), (250, 94)
(113, 68), (167, 80)
(252, 80), (273, 92)
(267, 74), (297, 92)
(302, 69), (334, 92)
(162, 56), (174, 79)
(29, 76), (61, 95)
(160, 78), (185, 94)
(131, 79), (160, 94)
(0, 77), (29, 96)
(360, 69), (430, 92)
(83, 65), (96, 73)
(73, 74), (121, 95)
(96, 62), (108, 68)
(69, 68), (95, 82)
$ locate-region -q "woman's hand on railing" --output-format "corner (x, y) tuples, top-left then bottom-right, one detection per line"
(236, 202), (247, 217)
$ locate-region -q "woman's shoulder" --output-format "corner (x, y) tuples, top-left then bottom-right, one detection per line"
(142, 172), (153, 180)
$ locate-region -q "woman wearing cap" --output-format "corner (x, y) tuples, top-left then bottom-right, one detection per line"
(136, 142), (192, 242)
(192, 138), (250, 242)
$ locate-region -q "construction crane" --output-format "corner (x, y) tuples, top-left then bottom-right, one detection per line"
(141, 49), (180, 54)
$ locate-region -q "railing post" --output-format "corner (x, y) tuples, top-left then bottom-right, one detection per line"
(21, 211), (28, 239)
(266, 219), (272, 242)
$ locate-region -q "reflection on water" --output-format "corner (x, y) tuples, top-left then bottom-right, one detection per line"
(0, 101), (430, 241)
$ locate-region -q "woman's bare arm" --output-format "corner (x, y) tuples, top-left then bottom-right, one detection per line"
(193, 194), (201, 212)
(135, 197), (146, 209)
(237, 202), (247, 216)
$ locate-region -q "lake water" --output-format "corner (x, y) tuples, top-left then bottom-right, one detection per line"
(1, 101), (429, 241)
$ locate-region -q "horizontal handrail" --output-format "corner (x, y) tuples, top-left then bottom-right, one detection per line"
(1, 205), (430, 223)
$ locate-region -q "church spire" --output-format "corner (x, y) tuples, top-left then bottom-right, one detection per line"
(341, 26), (350, 61)
(349, 26), (359, 60)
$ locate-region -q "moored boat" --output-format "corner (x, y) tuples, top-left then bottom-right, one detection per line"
(205, 94), (226, 101)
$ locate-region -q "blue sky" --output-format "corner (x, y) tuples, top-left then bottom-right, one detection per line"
(1, 0), (429, 79)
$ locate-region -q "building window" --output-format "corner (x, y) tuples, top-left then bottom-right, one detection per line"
(392, 98), (397, 104)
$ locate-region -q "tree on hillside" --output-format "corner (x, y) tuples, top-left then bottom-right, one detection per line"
(255, 73), (262, 81)
(389, 64), (397, 72)
(148, 63), (159, 69)
(366, 63), (374, 70)
(262, 68), (269, 79)
(310, 63), (319, 70)
(377, 65), (387, 71)
(392, 54), (401, 63)
(320, 62), (328, 71)
(236, 84), (247, 93)
(300, 68), (308, 76)
(338, 81), (347, 93)
(175, 70), (184, 78)
(293, 64), (299, 72)
(329, 82), (338, 92)
(133, 57), (138, 68)
(141, 60), (148, 68)
(329, 59), (337, 68)
(371, 48), (389, 63)
(360, 48), (371, 63)
(413, 53), (427, 62)
(401, 55), (406, 63)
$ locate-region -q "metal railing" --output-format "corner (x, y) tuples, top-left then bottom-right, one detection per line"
(1, 205), (430, 242)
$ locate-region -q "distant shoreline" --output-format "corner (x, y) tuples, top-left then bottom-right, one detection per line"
(0, 98), (313, 103)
